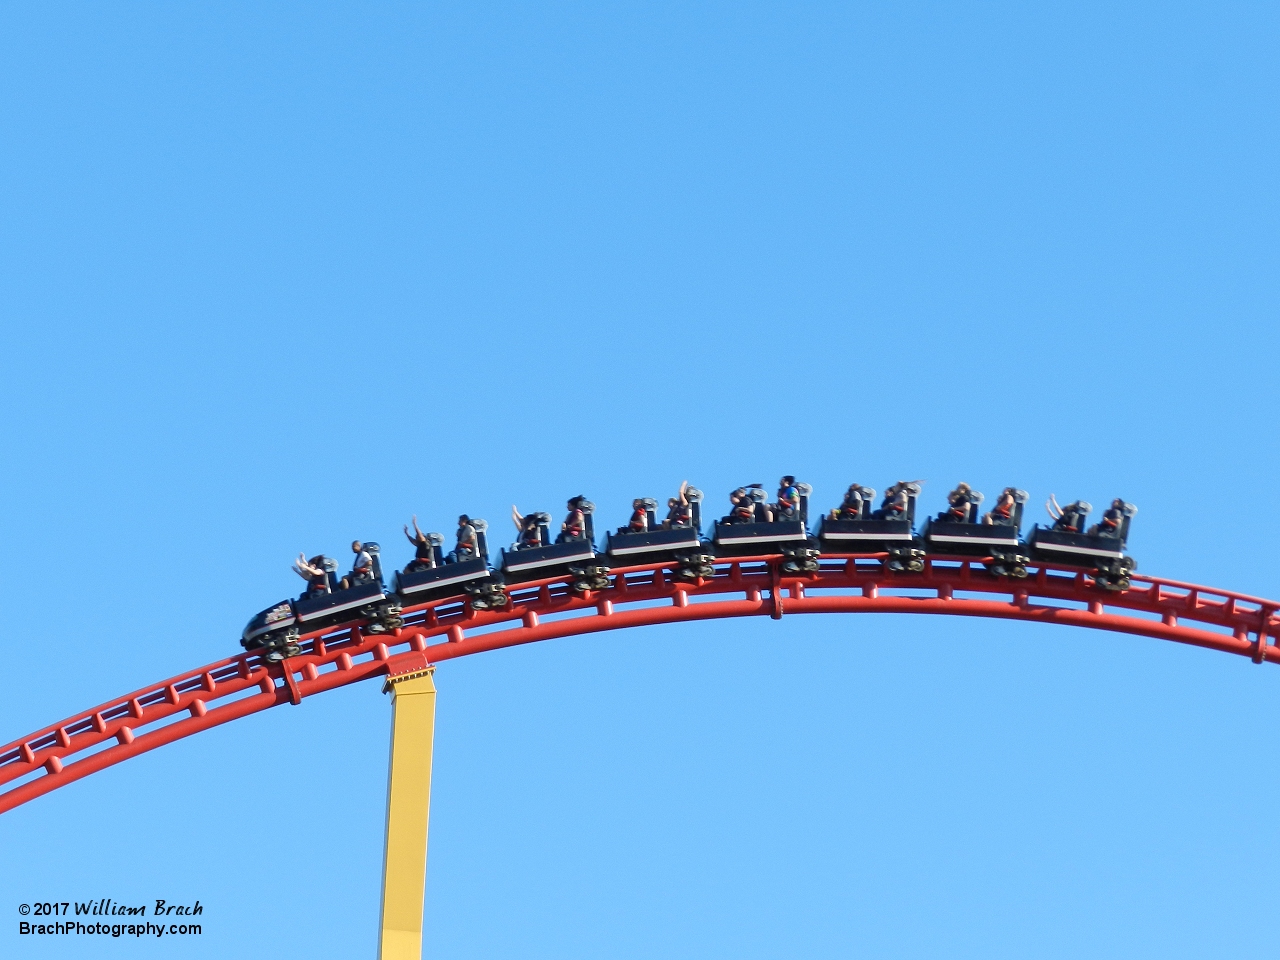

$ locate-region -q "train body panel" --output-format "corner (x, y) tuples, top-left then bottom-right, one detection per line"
(605, 526), (702, 562)
(293, 580), (387, 622)
(242, 601), (296, 645)
(817, 518), (915, 552)
(1027, 526), (1126, 563)
(394, 557), (493, 601)
(713, 519), (809, 553)
(500, 539), (599, 582)
(242, 580), (389, 649)
(922, 520), (1021, 556)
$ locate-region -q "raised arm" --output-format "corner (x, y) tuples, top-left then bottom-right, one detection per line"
(511, 504), (524, 531)
(893, 480), (923, 500)
(404, 514), (425, 543)
(678, 480), (689, 505)
(1046, 493), (1063, 519)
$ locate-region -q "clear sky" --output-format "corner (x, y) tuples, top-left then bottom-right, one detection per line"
(1, 3), (1278, 958)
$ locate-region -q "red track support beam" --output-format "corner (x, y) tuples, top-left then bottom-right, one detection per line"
(1, 555), (1277, 815)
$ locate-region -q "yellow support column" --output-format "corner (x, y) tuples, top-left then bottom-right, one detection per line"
(378, 665), (437, 960)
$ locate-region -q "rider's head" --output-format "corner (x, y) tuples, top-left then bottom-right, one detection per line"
(351, 540), (362, 553)
(458, 514), (470, 526)
(781, 475), (795, 486)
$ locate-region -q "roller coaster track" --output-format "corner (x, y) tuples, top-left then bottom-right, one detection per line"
(2, 554), (1277, 815)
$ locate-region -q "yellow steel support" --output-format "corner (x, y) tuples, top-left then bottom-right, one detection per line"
(378, 666), (437, 960)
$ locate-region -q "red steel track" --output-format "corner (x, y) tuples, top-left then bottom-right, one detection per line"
(2, 553), (1277, 815)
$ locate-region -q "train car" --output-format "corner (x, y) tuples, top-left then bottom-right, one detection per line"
(712, 482), (819, 572)
(604, 488), (712, 577)
(242, 543), (402, 662)
(393, 519), (508, 611)
(817, 482), (926, 571)
(920, 487), (1031, 575)
(500, 502), (609, 591)
(1028, 500), (1137, 589)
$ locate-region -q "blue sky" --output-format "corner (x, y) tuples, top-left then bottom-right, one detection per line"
(1, 3), (1278, 958)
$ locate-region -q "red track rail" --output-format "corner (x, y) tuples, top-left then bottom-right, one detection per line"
(2, 554), (1276, 815)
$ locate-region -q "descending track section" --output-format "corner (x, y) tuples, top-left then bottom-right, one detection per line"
(1, 554), (1277, 815)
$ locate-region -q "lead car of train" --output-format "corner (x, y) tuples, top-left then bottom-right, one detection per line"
(241, 480), (1137, 661)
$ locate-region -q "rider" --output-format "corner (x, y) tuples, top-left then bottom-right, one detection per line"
(725, 486), (759, 524)
(939, 483), (974, 522)
(1045, 494), (1086, 533)
(621, 498), (648, 534)
(445, 515), (480, 563)
(341, 540), (375, 590)
(832, 483), (869, 520)
(292, 553), (331, 597)
(772, 476), (800, 521)
(403, 515), (436, 573)
(1089, 498), (1127, 538)
(872, 481), (917, 521)
(982, 488), (1018, 526)
(511, 506), (544, 549)
(663, 481), (693, 529)
(556, 496), (589, 543)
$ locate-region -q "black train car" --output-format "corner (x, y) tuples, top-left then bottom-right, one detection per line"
(922, 487), (1030, 576)
(817, 482), (926, 571)
(605, 488), (712, 577)
(712, 482), (819, 572)
(500, 502), (609, 592)
(1028, 499), (1137, 590)
(242, 543), (402, 662)
(394, 519), (507, 610)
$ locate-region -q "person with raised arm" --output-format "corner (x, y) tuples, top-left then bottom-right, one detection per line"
(292, 553), (330, 596)
(403, 515), (436, 573)
(1045, 494), (1086, 533)
(663, 481), (693, 529)
(512, 505), (543, 549)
